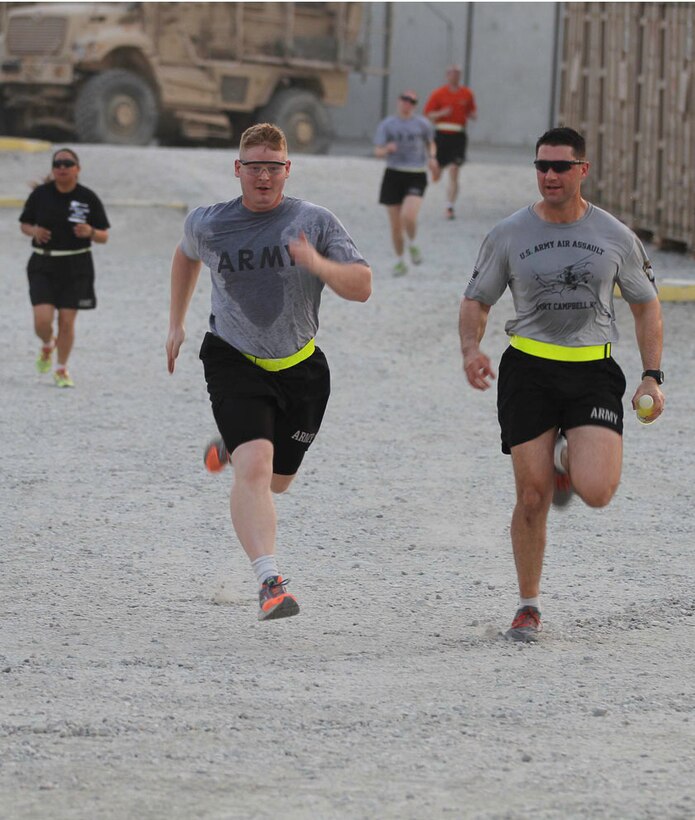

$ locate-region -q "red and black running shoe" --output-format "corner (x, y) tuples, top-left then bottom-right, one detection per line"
(505, 605), (542, 642)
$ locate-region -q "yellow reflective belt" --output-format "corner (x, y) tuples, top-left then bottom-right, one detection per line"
(510, 335), (611, 362)
(242, 338), (315, 372)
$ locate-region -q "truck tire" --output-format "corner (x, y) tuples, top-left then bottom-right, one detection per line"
(75, 69), (157, 145)
(0, 103), (18, 137)
(259, 89), (332, 154)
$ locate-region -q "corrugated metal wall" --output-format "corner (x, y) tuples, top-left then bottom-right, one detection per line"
(558, 2), (695, 251)
(334, 3), (558, 148)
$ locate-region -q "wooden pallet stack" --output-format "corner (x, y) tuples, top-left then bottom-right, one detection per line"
(558, 2), (695, 253)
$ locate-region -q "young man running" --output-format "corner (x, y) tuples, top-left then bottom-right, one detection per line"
(459, 127), (664, 642)
(166, 123), (372, 621)
(374, 90), (438, 276)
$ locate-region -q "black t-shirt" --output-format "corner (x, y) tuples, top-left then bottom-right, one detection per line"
(19, 181), (110, 251)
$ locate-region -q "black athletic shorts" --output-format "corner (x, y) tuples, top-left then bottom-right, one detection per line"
(379, 168), (428, 205)
(435, 131), (468, 168)
(27, 251), (96, 310)
(497, 346), (626, 454)
(199, 332), (331, 475)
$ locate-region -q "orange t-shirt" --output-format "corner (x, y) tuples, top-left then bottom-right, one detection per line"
(423, 85), (477, 131)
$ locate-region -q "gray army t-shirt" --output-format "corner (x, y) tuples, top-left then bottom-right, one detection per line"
(465, 204), (657, 345)
(373, 115), (434, 170)
(181, 195), (367, 359)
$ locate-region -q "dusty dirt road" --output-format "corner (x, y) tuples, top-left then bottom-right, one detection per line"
(1, 143), (694, 819)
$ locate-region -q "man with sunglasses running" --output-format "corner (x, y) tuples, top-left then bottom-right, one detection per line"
(374, 90), (438, 276)
(459, 127), (664, 642)
(166, 123), (372, 621)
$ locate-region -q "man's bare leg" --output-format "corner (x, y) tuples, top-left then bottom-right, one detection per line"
(446, 164), (461, 217)
(229, 439), (295, 561)
(386, 204), (404, 257)
(229, 438), (299, 619)
(566, 425), (622, 506)
(401, 194), (424, 243)
(510, 428), (556, 599)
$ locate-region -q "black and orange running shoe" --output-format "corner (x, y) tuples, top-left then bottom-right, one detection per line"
(258, 575), (300, 621)
(203, 438), (229, 473)
(505, 606), (542, 643)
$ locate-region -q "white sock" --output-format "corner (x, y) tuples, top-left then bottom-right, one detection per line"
(252, 554), (280, 586)
(520, 596), (540, 611)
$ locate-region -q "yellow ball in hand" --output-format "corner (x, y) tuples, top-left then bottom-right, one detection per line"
(637, 394), (654, 421)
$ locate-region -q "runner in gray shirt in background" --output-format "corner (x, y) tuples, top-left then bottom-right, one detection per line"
(374, 89), (438, 276)
(166, 123), (372, 621)
(459, 127), (664, 642)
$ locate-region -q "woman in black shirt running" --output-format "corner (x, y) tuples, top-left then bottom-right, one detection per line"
(19, 147), (110, 387)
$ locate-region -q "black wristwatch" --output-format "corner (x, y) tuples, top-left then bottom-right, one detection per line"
(642, 369), (664, 385)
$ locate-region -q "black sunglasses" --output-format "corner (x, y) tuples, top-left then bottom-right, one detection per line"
(53, 159), (77, 168)
(399, 95), (418, 105)
(533, 159), (585, 173)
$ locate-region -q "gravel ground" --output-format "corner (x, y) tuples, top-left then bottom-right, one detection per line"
(1, 143), (695, 820)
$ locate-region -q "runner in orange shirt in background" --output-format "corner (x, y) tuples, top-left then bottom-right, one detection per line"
(423, 65), (477, 220)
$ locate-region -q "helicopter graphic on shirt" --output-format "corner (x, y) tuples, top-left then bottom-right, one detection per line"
(533, 252), (595, 295)
(533, 252), (612, 317)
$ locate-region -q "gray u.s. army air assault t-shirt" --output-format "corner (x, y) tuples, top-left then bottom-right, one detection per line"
(180, 195), (368, 359)
(464, 204), (657, 346)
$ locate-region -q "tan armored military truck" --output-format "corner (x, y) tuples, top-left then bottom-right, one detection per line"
(0, 2), (364, 152)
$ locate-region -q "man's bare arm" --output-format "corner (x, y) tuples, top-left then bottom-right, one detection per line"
(289, 232), (372, 303)
(166, 245), (202, 374)
(459, 297), (496, 390)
